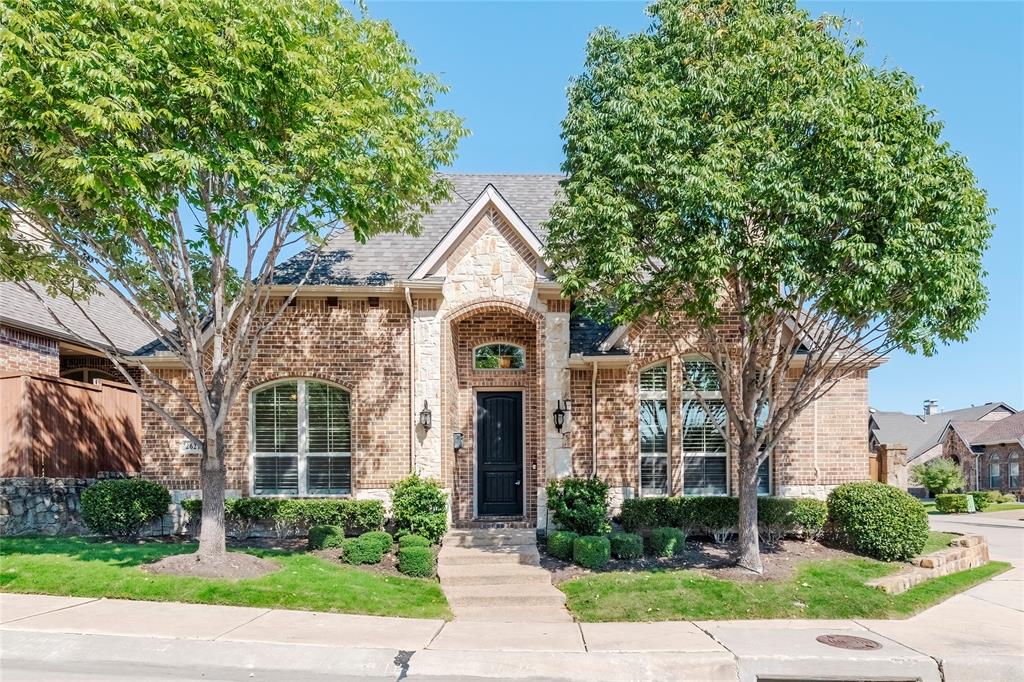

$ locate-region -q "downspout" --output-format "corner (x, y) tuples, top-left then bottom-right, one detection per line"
(591, 360), (598, 478)
(405, 287), (415, 475)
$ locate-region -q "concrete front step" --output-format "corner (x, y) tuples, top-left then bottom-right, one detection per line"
(438, 546), (541, 566)
(444, 583), (567, 609)
(450, 606), (576, 623)
(438, 563), (552, 586)
(444, 530), (537, 549)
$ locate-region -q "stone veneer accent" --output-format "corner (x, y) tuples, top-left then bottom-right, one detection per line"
(0, 325), (59, 376)
(867, 534), (990, 594)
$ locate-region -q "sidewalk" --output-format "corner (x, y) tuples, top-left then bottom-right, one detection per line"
(2, 589), (1021, 681)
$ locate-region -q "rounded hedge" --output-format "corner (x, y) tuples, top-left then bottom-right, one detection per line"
(572, 535), (611, 569)
(308, 525), (346, 550)
(827, 482), (928, 561)
(342, 536), (385, 565)
(608, 532), (644, 560)
(649, 527), (686, 557)
(398, 534), (431, 548)
(546, 530), (578, 560)
(398, 546), (436, 577)
(359, 530), (394, 554)
(969, 491), (991, 511)
(935, 494), (970, 514)
(80, 479), (171, 540)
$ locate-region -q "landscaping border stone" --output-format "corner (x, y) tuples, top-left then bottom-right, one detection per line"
(866, 534), (990, 595)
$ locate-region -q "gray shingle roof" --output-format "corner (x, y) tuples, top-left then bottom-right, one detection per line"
(272, 173), (564, 286)
(0, 281), (159, 355)
(971, 411), (1024, 446)
(870, 403), (1018, 460)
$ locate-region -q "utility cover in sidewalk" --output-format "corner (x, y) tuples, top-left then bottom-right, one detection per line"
(815, 634), (882, 650)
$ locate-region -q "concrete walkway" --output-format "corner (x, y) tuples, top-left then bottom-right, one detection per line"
(2, 590), (1021, 681)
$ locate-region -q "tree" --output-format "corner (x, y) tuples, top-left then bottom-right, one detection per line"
(911, 459), (966, 497)
(0, 0), (464, 566)
(546, 0), (992, 573)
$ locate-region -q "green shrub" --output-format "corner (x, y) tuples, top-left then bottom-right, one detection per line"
(547, 530), (579, 560)
(80, 479), (171, 540)
(546, 477), (610, 536)
(608, 532), (644, 560)
(827, 482), (928, 561)
(757, 497), (796, 547)
(342, 536), (385, 565)
(998, 493), (1017, 504)
(619, 497), (674, 532)
(572, 535), (611, 569)
(273, 499), (385, 537)
(397, 545), (436, 577)
(649, 527), (686, 557)
(792, 498), (829, 539)
(968, 491), (990, 511)
(359, 530), (394, 554)
(307, 525), (346, 550)
(698, 497), (739, 543)
(391, 475), (449, 543)
(935, 493), (970, 514)
(910, 458), (966, 496)
(398, 534), (431, 548)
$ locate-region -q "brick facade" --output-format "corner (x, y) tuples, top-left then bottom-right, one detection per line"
(0, 326), (59, 376)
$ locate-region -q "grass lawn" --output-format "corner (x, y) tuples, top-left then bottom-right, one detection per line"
(0, 536), (451, 620)
(921, 531), (957, 554)
(559, 555), (1010, 622)
(922, 500), (1024, 515)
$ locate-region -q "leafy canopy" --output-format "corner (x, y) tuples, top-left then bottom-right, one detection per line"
(547, 0), (992, 355)
(911, 458), (966, 496)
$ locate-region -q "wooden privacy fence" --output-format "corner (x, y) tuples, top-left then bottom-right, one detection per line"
(0, 373), (141, 477)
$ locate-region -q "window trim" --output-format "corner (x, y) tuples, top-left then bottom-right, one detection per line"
(1009, 453), (1020, 490)
(756, 453), (772, 497)
(472, 343), (527, 371)
(249, 378), (353, 497)
(680, 359), (729, 497)
(61, 367), (118, 384)
(638, 362), (670, 497)
(989, 454), (1002, 490)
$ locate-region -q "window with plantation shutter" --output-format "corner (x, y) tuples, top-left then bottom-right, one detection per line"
(251, 380), (351, 496)
(639, 365), (669, 496)
(681, 360), (727, 495)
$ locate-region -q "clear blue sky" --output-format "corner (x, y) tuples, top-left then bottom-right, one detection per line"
(367, 1), (1023, 415)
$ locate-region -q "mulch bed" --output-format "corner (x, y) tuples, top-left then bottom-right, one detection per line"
(541, 538), (856, 583)
(142, 551), (279, 580)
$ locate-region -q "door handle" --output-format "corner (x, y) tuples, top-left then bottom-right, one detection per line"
(514, 480), (521, 486)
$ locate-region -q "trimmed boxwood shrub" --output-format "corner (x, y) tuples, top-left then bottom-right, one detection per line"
(391, 475), (449, 544)
(969, 492), (991, 511)
(546, 477), (610, 536)
(342, 536), (385, 565)
(935, 493), (970, 514)
(547, 530), (578, 560)
(398, 546), (435, 577)
(827, 482), (928, 561)
(359, 530), (394, 554)
(398, 534), (431, 548)
(274, 499), (385, 537)
(792, 498), (828, 539)
(649, 527), (686, 557)
(608, 532), (644, 560)
(572, 535), (611, 569)
(621, 496), (828, 542)
(308, 525), (346, 550)
(81, 479), (171, 540)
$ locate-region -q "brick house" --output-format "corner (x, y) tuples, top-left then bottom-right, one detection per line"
(4, 175), (880, 526)
(870, 401), (1019, 497)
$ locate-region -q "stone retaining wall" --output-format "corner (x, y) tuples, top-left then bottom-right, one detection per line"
(867, 534), (990, 594)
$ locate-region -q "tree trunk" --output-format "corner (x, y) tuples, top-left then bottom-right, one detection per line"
(736, 440), (763, 573)
(197, 431), (227, 557)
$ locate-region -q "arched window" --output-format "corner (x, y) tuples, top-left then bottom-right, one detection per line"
(1009, 453), (1020, 490)
(989, 454), (1002, 490)
(251, 380), (351, 496)
(639, 364), (669, 496)
(62, 368), (118, 384)
(474, 343), (525, 370)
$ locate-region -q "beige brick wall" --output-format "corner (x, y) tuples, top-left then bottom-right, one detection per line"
(0, 326), (59, 376)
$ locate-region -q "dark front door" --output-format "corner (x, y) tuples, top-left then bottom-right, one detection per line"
(476, 392), (523, 516)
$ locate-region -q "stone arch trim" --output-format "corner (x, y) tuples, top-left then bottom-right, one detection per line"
(444, 297), (545, 327)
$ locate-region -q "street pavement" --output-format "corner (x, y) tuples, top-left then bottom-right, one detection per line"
(1, 512), (1020, 681)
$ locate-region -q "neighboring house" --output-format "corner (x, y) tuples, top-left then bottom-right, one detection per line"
(3, 174), (879, 527)
(943, 411), (1023, 496)
(869, 400), (1019, 496)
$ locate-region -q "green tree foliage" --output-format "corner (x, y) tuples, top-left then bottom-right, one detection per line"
(546, 0), (991, 573)
(0, 0), (463, 561)
(911, 458), (967, 497)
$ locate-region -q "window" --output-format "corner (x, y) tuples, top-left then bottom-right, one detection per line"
(1009, 453), (1020, 489)
(251, 380), (351, 496)
(989, 455), (1002, 490)
(682, 360), (727, 495)
(755, 404), (771, 496)
(62, 368), (118, 384)
(474, 343), (525, 370)
(639, 364), (669, 496)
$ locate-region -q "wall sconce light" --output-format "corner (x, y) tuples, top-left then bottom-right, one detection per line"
(419, 400), (432, 430)
(453, 432), (464, 451)
(553, 400), (568, 432)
